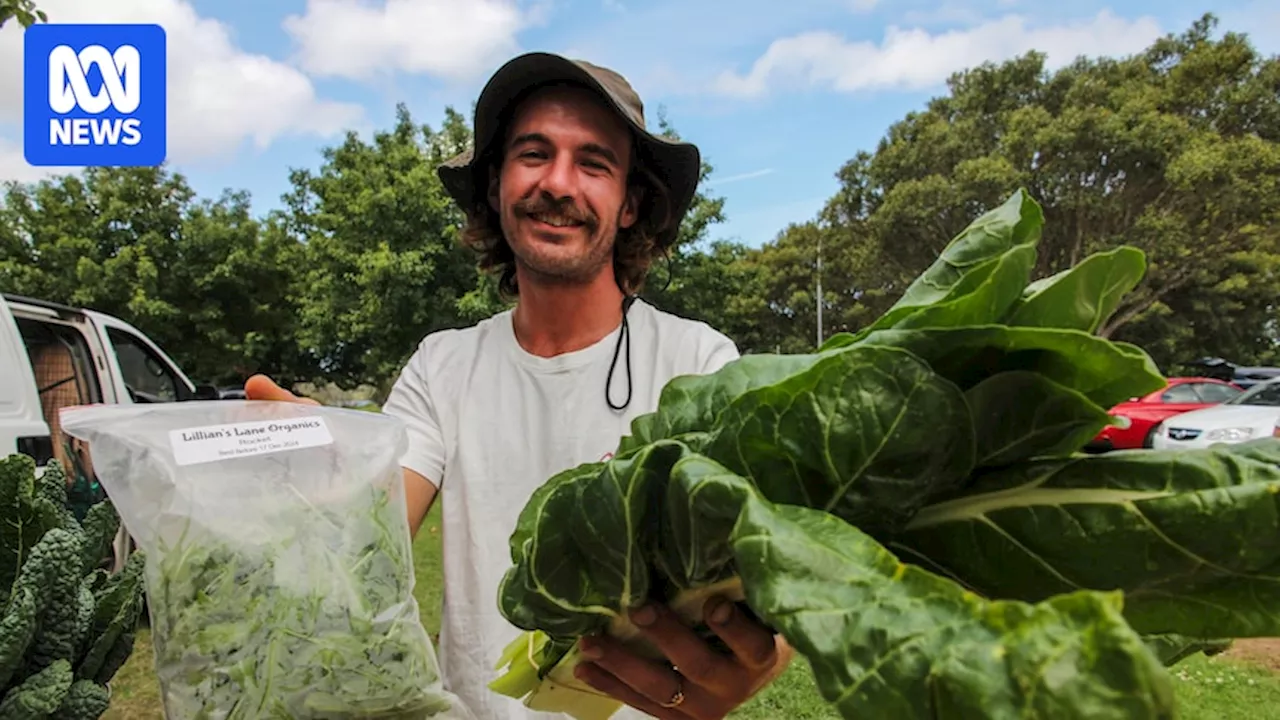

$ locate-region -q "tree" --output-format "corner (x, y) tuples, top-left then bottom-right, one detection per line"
(0, 167), (314, 386)
(816, 13), (1280, 369)
(0, 0), (46, 29)
(639, 111), (769, 351)
(283, 104), (483, 392)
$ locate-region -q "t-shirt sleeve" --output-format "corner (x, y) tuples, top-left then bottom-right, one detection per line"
(699, 333), (741, 375)
(381, 345), (446, 488)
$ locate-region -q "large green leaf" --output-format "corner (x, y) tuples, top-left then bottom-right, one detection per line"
(704, 344), (975, 536)
(856, 325), (1165, 410)
(888, 243), (1036, 332)
(730, 496), (1175, 720)
(1005, 247), (1147, 333)
(894, 439), (1280, 639)
(964, 370), (1114, 467)
(497, 442), (687, 639)
(488, 188), (1252, 720)
(504, 462), (603, 562)
(859, 188), (1044, 335)
(618, 353), (823, 453)
(653, 453), (755, 590)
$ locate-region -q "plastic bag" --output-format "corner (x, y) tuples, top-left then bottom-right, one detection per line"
(60, 400), (476, 720)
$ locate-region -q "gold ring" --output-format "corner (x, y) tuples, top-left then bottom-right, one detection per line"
(660, 675), (685, 708)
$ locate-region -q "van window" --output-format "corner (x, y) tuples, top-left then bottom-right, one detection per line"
(106, 328), (182, 403)
(15, 316), (104, 479)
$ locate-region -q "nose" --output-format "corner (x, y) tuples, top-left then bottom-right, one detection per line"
(536, 150), (577, 201)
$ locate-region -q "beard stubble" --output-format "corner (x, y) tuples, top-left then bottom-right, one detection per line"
(505, 191), (622, 287)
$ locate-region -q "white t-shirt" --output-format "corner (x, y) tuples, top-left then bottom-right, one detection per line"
(382, 299), (740, 720)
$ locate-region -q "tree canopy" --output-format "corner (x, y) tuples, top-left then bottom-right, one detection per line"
(2, 13), (1275, 394)
(805, 13), (1280, 370)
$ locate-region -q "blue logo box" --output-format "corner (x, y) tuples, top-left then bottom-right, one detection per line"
(23, 23), (167, 167)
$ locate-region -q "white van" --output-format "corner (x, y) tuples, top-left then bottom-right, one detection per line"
(1, 292), (220, 567)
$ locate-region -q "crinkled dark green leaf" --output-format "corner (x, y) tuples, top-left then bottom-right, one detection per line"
(488, 188), (1266, 720)
(78, 501), (119, 576)
(857, 325), (1165, 410)
(499, 442), (689, 638)
(894, 439), (1280, 639)
(0, 455), (62, 600)
(705, 344), (975, 536)
(964, 370), (1114, 467)
(0, 658), (73, 719)
(730, 496), (1175, 720)
(653, 453), (754, 590)
(618, 353), (823, 453)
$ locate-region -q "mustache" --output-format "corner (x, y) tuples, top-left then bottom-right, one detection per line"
(515, 193), (598, 228)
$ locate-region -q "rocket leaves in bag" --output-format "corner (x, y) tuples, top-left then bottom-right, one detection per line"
(60, 402), (471, 720)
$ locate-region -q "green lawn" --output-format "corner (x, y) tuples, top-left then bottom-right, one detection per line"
(102, 502), (1280, 718)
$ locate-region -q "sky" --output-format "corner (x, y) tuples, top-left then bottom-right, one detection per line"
(0, 0), (1275, 249)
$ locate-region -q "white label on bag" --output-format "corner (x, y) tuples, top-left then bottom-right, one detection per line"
(169, 416), (334, 466)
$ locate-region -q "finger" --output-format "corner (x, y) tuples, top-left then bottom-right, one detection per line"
(703, 596), (779, 671)
(626, 603), (745, 698)
(579, 635), (693, 708)
(573, 661), (690, 720)
(244, 375), (318, 405)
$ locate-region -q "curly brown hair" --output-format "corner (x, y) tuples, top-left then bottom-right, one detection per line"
(458, 130), (677, 299)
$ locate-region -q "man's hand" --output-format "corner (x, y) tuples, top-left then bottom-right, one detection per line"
(244, 375), (319, 405)
(574, 595), (792, 720)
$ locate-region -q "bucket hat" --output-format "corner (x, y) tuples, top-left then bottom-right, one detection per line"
(436, 52), (701, 250)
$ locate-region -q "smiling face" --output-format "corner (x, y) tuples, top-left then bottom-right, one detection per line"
(488, 84), (640, 289)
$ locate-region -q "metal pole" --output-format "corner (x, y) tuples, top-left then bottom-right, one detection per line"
(816, 232), (823, 347)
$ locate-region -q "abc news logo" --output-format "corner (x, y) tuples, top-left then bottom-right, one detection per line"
(23, 23), (166, 167)
(48, 44), (144, 147)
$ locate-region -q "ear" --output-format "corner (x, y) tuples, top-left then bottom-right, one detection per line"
(487, 167), (501, 213)
(619, 184), (642, 230)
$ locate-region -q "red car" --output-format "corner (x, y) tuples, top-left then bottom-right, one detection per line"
(1087, 377), (1244, 451)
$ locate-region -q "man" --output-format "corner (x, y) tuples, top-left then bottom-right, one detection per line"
(246, 51), (791, 719)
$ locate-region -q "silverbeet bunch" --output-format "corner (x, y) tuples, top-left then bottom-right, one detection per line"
(0, 454), (146, 720)
(491, 188), (1275, 720)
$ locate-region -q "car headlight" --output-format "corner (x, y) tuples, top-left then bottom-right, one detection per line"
(1111, 414), (1132, 429)
(1206, 427), (1255, 442)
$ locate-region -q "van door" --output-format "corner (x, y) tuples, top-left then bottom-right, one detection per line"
(0, 295), (53, 463)
(3, 297), (107, 509)
(87, 311), (197, 403)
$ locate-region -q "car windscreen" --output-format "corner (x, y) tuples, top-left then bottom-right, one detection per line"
(1226, 382), (1280, 406)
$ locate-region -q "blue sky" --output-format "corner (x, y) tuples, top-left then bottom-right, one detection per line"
(0, 0), (1273, 249)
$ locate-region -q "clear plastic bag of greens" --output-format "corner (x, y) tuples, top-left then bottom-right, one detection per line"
(60, 400), (475, 720)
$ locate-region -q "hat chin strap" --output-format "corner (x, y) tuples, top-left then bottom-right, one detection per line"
(606, 294), (638, 411)
(604, 247), (675, 411)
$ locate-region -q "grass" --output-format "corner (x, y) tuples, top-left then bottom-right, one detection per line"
(102, 501), (1280, 718)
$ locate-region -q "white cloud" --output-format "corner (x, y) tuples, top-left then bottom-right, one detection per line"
(282, 0), (530, 82)
(708, 168), (775, 185)
(850, 0), (880, 12)
(0, 0), (365, 181)
(0, 138), (77, 183)
(712, 9), (1164, 98)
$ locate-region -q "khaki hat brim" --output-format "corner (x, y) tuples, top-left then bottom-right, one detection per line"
(437, 52), (701, 250)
